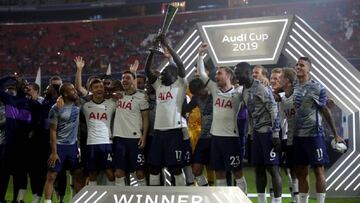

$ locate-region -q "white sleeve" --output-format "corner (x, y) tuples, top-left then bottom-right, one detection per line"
(197, 54), (209, 83)
(197, 54), (217, 93)
(152, 77), (161, 90)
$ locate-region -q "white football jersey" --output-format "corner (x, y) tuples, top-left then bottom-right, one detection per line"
(279, 93), (296, 145)
(207, 80), (241, 137)
(82, 99), (116, 145)
(113, 91), (149, 139)
(152, 77), (187, 130)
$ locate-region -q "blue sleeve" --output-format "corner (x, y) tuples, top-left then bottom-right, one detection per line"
(48, 106), (59, 125)
(318, 87), (328, 108)
(265, 87), (280, 137)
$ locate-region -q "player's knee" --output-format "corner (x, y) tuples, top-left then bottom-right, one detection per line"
(105, 169), (115, 181)
(114, 169), (125, 178)
(296, 167), (308, 179)
(266, 166), (279, 176)
(136, 170), (145, 179)
(46, 172), (58, 183)
(88, 171), (97, 181)
(314, 166), (325, 179)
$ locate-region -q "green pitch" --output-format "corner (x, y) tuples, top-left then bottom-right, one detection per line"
(4, 168), (360, 202)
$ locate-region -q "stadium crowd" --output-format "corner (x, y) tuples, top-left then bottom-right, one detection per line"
(0, 0), (358, 81)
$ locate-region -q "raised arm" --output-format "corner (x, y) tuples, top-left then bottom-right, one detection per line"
(129, 59), (139, 88)
(197, 43), (209, 82)
(145, 52), (158, 84)
(74, 56), (88, 97)
(159, 34), (185, 78)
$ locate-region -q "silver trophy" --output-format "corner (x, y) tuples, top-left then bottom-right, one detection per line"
(149, 5), (178, 55)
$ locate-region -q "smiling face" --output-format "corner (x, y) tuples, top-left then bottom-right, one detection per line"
(121, 72), (135, 91)
(270, 72), (282, 92)
(295, 59), (311, 78)
(90, 80), (105, 98)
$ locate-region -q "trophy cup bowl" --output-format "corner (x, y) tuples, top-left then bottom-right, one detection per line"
(149, 5), (178, 55)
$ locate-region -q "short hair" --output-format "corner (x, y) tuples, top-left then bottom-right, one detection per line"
(137, 74), (147, 80)
(101, 74), (113, 80)
(189, 78), (205, 95)
(219, 66), (234, 80)
(298, 56), (312, 66)
(282, 68), (297, 84)
(59, 83), (72, 97)
(235, 62), (251, 70)
(271, 68), (282, 74)
(89, 78), (103, 89)
(29, 83), (40, 92)
(49, 76), (62, 84)
(122, 70), (136, 79)
(254, 65), (268, 78)
(111, 79), (124, 92)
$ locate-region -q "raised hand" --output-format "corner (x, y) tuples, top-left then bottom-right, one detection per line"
(162, 46), (172, 59)
(156, 33), (167, 44)
(129, 59), (139, 73)
(74, 56), (85, 70)
(198, 43), (208, 56)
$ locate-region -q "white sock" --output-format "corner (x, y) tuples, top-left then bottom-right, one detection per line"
(58, 195), (64, 202)
(292, 178), (299, 202)
(44, 200), (52, 203)
(130, 172), (138, 186)
(258, 193), (267, 203)
(299, 193), (309, 203)
(137, 178), (146, 186)
(69, 175), (74, 197)
(17, 189), (26, 201)
(183, 166), (194, 185)
(269, 180), (275, 203)
(316, 193), (326, 203)
(216, 178), (227, 186)
(97, 170), (107, 185)
(149, 174), (160, 186)
(115, 177), (126, 186)
(236, 177), (247, 194)
(274, 197), (282, 203)
(88, 181), (97, 186)
(195, 175), (208, 186)
(174, 174), (186, 186)
(32, 194), (41, 203)
(287, 172), (292, 186)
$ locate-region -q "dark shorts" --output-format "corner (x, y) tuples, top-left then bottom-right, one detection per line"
(84, 144), (113, 172)
(113, 137), (145, 172)
(147, 129), (184, 168)
(251, 131), (280, 166)
(284, 145), (294, 168)
(210, 136), (244, 171)
(183, 139), (193, 166)
(50, 144), (80, 173)
(192, 138), (211, 165)
(293, 136), (329, 167)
